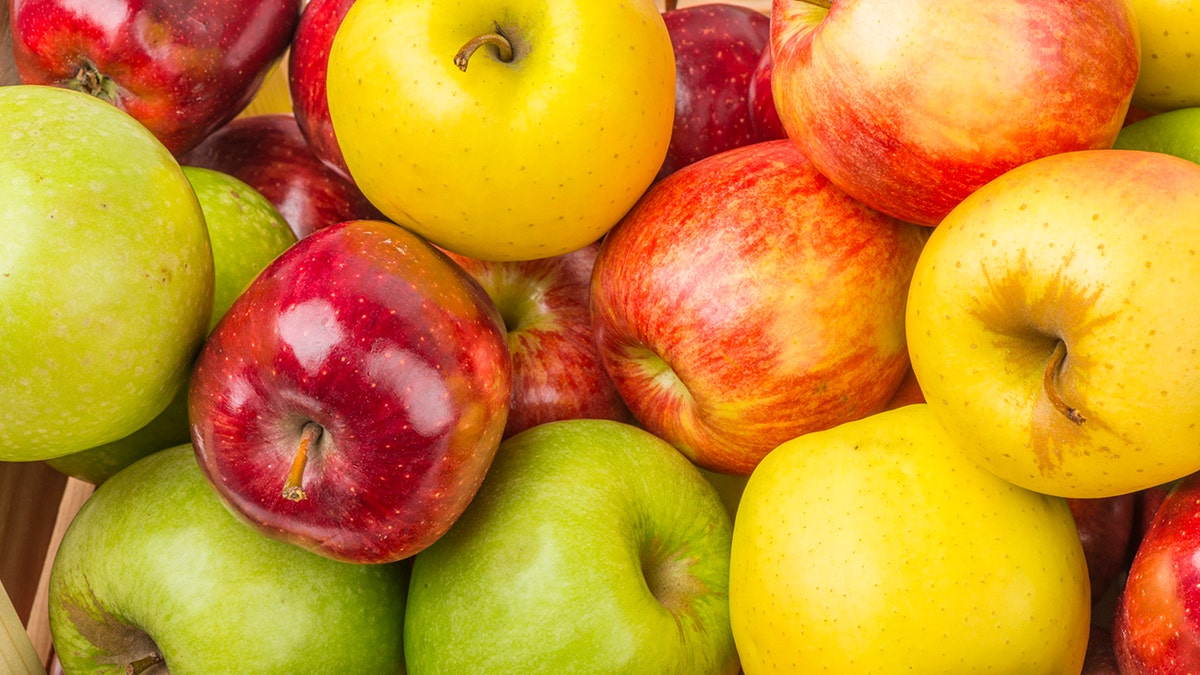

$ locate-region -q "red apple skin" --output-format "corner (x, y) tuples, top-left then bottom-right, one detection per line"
(591, 139), (930, 476)
(1113, 474), (1200, 672)
(1083, 625), (1122, 675)
(769, 0), (1139, 226)
(439, 243), (633, 439)
(1068, 494), (1137, 604)
(8, 0), (301, 156)
(189, 219), (513, 564)
(657, 3), (773, 180)
(180, 114), (385, 239)
(882, 365), (924, 411)
(747, 45), (786, 144)
(288, 0), (354, 179)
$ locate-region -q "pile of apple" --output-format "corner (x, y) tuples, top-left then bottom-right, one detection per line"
(4, 0), (1200, 672)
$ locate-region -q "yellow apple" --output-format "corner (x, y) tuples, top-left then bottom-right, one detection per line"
(907, 149), (1200, 498)
(326, 0), (675, 262)
(1129, 0), (1200, 111)
(729, 404), (1090, 674)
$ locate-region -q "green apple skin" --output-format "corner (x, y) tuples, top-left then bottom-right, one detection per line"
(0, 85), (214, 461)
(1113, 106), (1200, 163)
(730, 404), (1091, 674)
(1129, 0), (1200, 111)
(907, 149), (1200, 498)
(404, 419), (739, 674)
(44, 166), (297, 485)
(48, 444), (408, 674)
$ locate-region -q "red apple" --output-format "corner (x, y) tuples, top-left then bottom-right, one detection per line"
(769, 0), (1139, 226)
(439, 242), (633, 439)
(590, 139), (930, 476)
(1083, 625), (1122, 675)
(8, 0), (302, 156)
(882, 365), (924, 411)
(188, 219), (513, 564)
(288, 0), (354, 178)
(1068, 494), (1137, 604)
(180, 114), (385, 239)
(657, 2), (773, 180)
(747, 45), (786, 144)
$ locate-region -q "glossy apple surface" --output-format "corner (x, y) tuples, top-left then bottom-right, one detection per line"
(769, 0), (1139, 226)
(9, 0), (302, 155)
(405, 419), (739, 674)
(730, 404), (1090, 673)
(907, 149), (1200, 497)
(189, 219), (512, 564)
(1128, 0), (1200, 111)
(0, 85), (212, 462)
(48, 444), (409, 673)
(325, 0), (676, 261)
(747, 45), (786, 143)
(591, 139), (929, 475)
(288, 0), (356, 178)
(440, 243), (632, 438)
(1068, 493), (1137, 604)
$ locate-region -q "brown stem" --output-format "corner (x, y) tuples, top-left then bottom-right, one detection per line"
(664, 0), (678, 11)
(454, 30), (514, 72)
(1044, 341), (1085, 425)
(126, 653), (165, 674)
(282, 422), (323, 501)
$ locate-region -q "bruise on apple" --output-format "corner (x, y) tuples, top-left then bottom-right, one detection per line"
(57, 585), (165, 674)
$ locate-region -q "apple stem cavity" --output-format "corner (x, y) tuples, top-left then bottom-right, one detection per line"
(69, 63), (120, 105)
(454, 28), (515, 72)
(124, 652), (165, 674)
(282, 421), (323, 501)
(1044, 341), (1085, 426)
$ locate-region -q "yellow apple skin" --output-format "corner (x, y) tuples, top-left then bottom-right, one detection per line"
(907, 149), (1200, 498)
(729, 404), (1090, 675)
(326, 0), (675, 262)
(1130, 0), (1200, 111)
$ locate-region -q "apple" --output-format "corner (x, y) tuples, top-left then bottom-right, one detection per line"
(1113, 106), (1200, 163)
(404, 418), (740, 674)
(769, 0), (1139, 226)
(1112, 471), (1200, 672)
(906, 149), (1200, 498)
(1083, 625), (1122, 675)
(730, 404), (1091, 673)
(8, 0), (302, 156)
(0, 85), (212, 463)
(590, 139), (929, 476)
(656, 1), (773, 180)
(747, 45), (786, 144)
(45, 166), (297, 485)
(288, 0), (356, 179)
(1068, 493), (1137, 604)
(180, 113), (385, 240)
(189, 219), (513, 564)
(325, 0), (676, 261)
(438, 242), (633, 439)
(1128, 0), (1200, 111)
(882, 366), (924, 411)
(48, 444), (409, 673)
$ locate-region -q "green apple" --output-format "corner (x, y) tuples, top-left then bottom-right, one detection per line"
(404, 418), (739, 674)
(1129, 0), (1200, 111)
(1113, 106), (1200, 163)
(730, 404), (1091, 674)
(48, 444), (408, 674)
(906, 149), (1200, 498)
(0, 84), (213, 462)
(44, 166), (297, 484)
(325, 0), (676, 262)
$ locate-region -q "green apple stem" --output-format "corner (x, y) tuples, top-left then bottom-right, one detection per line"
(282, 422), (323, 501)
(1044, 341), (1085, 425)
(69, 62), (120, 105)
(125, 652), (164, 674)
(454, 29), (515, 72)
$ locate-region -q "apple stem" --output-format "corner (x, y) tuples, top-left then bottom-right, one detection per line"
(282, 422), (323, 501)
(454, 29), (515, 72)
(125, 652), (164, 674)
(1044, 341), (1085, 425)
(664, 0), (678, 10)
(69, 63), (120, 105)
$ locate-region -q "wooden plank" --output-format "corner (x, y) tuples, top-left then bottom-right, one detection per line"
(0, 464), (67, 625)
(26, 479), (93, 667)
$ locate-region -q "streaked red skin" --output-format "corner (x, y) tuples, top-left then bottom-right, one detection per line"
(591, 139), (929, 476)
(1114, 474), (1200, 673)
(8, 0), (301, 156)
(180, 113), (384, 240)
(657, 3), (772, 180)
(769, 0), (1139, 226)
(1068, 493), (1137, 604)
(288, 0), (354, 179)
(441, 243), (633, 439)
(189, 220), (512, 564)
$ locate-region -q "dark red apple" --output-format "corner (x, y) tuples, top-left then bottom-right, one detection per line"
(288, 0), (354, 179)
(1068, 494), (1137, 604)
(1083, 625), (1121, 675)
(657, 2), (773, 180)
(748, 45), (787, 142)
(188, 219), (513, 564)
(180, 113), (385, 239)
(8, 0), (301, 155)
(439, 242), (633, 439)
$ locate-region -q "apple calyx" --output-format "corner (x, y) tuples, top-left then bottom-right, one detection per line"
(124, 652), (165, 674)
(1044, 340), (1085, 425)
(454, 27), (515, 72)
(282, 421), (324, 501)
(68, 63), (120, 105)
